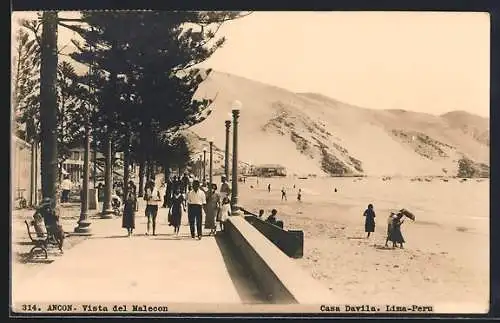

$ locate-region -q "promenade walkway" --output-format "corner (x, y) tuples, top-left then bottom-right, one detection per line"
(12, 200), (265, 306)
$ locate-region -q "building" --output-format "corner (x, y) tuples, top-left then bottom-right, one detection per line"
(254, 164), (287, 177)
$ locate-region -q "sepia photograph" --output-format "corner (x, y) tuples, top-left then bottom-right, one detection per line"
(10, 10), (490, 315)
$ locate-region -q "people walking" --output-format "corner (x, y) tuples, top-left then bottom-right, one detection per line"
(281, 187), (287, 201)
(363, 203), (376, 238)
(205, 183), (220, 235)
(169, 187), (186, 235)
(144, 179), (161, 236)
(122, 189), (137, 236)
(187, 180), (207, 240)
(267, 183), (271, 193)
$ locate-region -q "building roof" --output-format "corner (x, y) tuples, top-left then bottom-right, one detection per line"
(255, 164), (286, 169)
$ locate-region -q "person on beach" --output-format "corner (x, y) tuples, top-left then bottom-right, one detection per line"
(387, 213), (406, 248)
(220, 176), (231, 199)
(169, 187), (186, 235)
(122, 189), (136, 236)
(268, 184), (271, 193)
(266, 209), (283, 228)
(385, 213), (396, 247)
(297, 189), (302, 202)
(218, 196), (231, 232)
(144, 179), (161, 236)
(281, 187), (287, 201)
(258, 209), (264, 218)
(363, 203), (376, 238)
(205, 183), (220, 235)
(187, 180), (207, 240)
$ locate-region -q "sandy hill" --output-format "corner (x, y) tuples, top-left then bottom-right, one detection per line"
(187, 70), (489, 177)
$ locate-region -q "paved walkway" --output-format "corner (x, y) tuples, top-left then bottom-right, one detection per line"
(12, 201), (264, 305)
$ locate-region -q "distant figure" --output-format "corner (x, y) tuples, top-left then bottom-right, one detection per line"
(387, 213), (406, 248)
(281, 187), (287, 201)
(385, 213), (397, 247)
(220, 176), (231, 199)
(218, 196), (231, 232)
(60, 175), (72, 203)
(187, 180), (206, 240)
(363, 203), (376, 238)
(169, 187), (186, 235)
(267, 184), (271, 193)
(257, 178), (259, 185)
(205, 183), (220, 235)
(297, 189), (302, 202)
(122, 190), (136, 236)
(243, 177), (246, 183)
(258, 209), (264, 218)
(334, 188), (338, 193)
(293, 184), (296, 189)
(181, 173), (189, 194)
(144, 179), (161, 236)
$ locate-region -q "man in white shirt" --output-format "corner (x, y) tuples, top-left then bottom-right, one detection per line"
(60, 176), (72, 203)
(187, 180), (206, 240)
(144, 179), (162, 236)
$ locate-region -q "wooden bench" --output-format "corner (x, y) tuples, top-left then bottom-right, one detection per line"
(24, 220), (63, 259)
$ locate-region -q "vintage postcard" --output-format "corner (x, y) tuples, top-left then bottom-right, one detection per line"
(10, 10), (490, 316)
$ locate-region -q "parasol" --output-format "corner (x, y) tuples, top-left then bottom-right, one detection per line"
(399, 208), (416, 221)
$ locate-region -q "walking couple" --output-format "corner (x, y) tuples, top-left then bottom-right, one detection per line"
(186, 180), (231, 240)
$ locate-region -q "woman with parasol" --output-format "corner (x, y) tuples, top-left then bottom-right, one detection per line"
(386, 209), (415, 248)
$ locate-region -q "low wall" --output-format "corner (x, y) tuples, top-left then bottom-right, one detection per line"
(225, 216), (335, 304)
(245, 215), (303, 258)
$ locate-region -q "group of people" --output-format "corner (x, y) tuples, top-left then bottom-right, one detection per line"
(120, 173), (234, 239)
(363, 203), (407, 248)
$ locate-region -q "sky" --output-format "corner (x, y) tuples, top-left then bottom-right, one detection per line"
(11, 11), (490, 117)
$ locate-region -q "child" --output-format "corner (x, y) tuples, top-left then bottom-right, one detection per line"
(218, 196), (231, 232)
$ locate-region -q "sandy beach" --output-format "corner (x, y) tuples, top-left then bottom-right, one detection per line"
(238, 176), (489, 313)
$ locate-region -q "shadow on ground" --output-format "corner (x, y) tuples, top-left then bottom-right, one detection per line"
(215, 234), (269, 304)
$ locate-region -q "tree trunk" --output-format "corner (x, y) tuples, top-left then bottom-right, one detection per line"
(101, 135), (113, 216)
(30, 140), (36, 207)
(123, 136), (131, 201)
(138, 157), (145, 197)
(39, 11), (59, 200)
(58, 160), (63, 182)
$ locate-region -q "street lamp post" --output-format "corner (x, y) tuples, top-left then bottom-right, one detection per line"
(202, 147), (207, 183)
(209, 139), (213, 187)
(230, 100), (243, 216)
(224, 119), (231, 181)
(74, 123), (92, 234)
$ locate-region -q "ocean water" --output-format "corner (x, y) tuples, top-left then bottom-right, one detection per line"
(242, 176), (489, 234)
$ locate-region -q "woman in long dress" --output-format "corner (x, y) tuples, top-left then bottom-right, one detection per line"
(170, 187), (185, 235)
(205, 183), (220, 235)
(122, 190), (136, 237)
(388, 213), (405, 248)
(363, 203), (376, 238)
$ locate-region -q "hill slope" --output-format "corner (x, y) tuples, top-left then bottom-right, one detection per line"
(187, 71), (489, 177)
